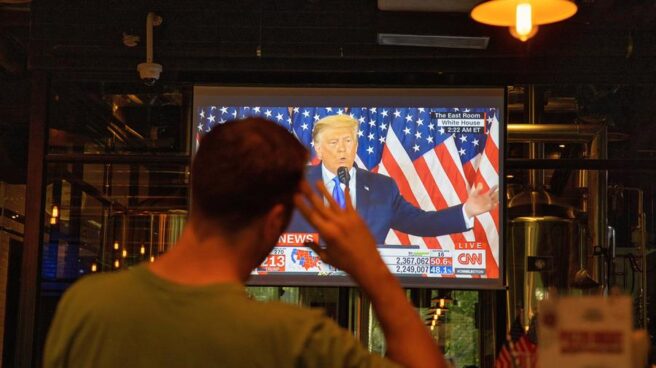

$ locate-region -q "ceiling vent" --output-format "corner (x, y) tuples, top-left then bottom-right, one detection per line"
(378, 0), (480, 12)
(378, 33), (490, 50)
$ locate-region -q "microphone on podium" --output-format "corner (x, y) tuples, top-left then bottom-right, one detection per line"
(337, 166), (350, 187)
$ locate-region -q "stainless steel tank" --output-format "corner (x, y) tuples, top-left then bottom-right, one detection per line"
(506, 214), (588, 326)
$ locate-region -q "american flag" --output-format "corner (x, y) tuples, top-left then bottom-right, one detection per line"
(495, 316), (538, 368)
(195, 106), (292, 148)
(196, 105), (500, 278)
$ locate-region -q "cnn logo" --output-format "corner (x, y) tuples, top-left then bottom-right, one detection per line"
(457, 252), (484, 265)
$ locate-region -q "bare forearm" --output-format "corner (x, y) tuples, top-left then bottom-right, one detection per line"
(352, 261), (447, 368)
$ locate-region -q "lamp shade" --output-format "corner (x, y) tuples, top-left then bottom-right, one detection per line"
(471, 0), (577, 27)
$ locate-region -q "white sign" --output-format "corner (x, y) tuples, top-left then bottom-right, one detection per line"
(538, 295), (632, 368)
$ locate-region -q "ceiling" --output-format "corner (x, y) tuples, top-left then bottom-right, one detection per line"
(0, 0), (647, 84)
(1, 0), (656, 183)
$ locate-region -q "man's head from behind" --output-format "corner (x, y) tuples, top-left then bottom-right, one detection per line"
(312, 114), (358, 174)
(191, 118), (308, 241)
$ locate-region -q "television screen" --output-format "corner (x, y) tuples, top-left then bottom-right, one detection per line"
(193, 87), (504, 289)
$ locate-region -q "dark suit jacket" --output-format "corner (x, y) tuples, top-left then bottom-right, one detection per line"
(287, 165), (470, 244)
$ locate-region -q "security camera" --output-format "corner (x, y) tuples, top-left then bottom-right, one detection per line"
(136, 12), (163, 86)
(137, 62), (162, 86)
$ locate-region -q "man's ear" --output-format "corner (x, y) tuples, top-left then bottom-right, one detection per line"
(263, 204), (287, 242)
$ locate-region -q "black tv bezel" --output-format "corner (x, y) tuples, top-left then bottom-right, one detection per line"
(192, 86), (506, 290)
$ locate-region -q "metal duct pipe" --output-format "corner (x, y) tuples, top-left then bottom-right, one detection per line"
(507, 124), (606, 142)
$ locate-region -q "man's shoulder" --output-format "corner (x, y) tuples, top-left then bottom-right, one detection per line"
(61, 268), (142, 308)
(356, 168), (397, 188)
(254, 299), (326, 323)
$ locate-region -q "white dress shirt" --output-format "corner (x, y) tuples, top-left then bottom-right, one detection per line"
(321, 164), (356, 207)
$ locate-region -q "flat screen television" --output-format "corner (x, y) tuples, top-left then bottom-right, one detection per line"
(193, 86), (504, 289)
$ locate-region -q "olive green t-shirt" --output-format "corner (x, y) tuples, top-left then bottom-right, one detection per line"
(44, 264), (399, 368)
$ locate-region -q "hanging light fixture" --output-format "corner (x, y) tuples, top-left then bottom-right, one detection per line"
(471, 0), (577, 42)
(50, 205), (59, 225)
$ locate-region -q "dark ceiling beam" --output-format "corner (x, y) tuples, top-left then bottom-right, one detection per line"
(0, 8), (29, 29)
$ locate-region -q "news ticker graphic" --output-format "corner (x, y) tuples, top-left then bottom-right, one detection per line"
(254, 235), (487, 278)
(431, 111), (487, 134)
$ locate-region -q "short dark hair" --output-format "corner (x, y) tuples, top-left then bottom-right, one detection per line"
(191, 117), (308, 231)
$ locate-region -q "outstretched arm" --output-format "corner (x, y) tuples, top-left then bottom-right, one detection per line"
(294, 180), (446, 368)
(390, 181), (499, 237)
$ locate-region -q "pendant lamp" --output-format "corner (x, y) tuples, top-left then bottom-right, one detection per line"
(471, 0), (578, 42)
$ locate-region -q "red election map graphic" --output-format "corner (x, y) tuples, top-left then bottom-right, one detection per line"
(291, 249), (321, 270)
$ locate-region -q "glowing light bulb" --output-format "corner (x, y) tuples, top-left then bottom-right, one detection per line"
(150, 256), (155, 262)
(113, 241), (119, 250)
(51, 205), (59, 218)
(140, 244), (146, 255)
(515, 3), (533, 41)
(122, 249), (127, 258)
(91, 263), (97, 272)
(114, 259), (120, 268)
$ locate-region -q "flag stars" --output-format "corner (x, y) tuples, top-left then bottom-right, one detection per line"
(368, 132), (375, 141)
(413, 144), (420, 152)
(487, 116), (494, 124)
(428, 123), (435, 131)
(367, 146), (374, 154)
(459, 135), (468, 143)
(231, 110), (237, 118)
(405, 114), (413, 122)
(415, 131), (422, 140)
(197, 123), (203, 131)
(326, 107), (333, 112)
(220, 107), (228, 114)
(439, 127), (445, 135)
(208, 114), (216, 123)
(302, 110), (310, 118)
(314, 114), (320, 121)
(416, 118), (424, 126)
(337, 108), (344, 115)
(293, 107), (299, 113)
(357, 130), (364, 137)
(276, 113), (283, 121)
(381, 109), (389, 117)
(301, 122), (309, 131)
(403, 127), (411, 135)
(380, 123), (387, 131)
(253, 107), (261, 113)
(459, 148), (466, 156)
(358, 116), (366, 124)
(418, 107), (425, 113)
(369, 120), (377, 127)
(394, 110), (402, 118)
(369, 107), (377, 113)
(265, 109), (272, 118)
(379, 136), (386, 143)
(427, 136), (434, 144)
(472, 138), (480, 146)
(199, 110), (205, 118)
